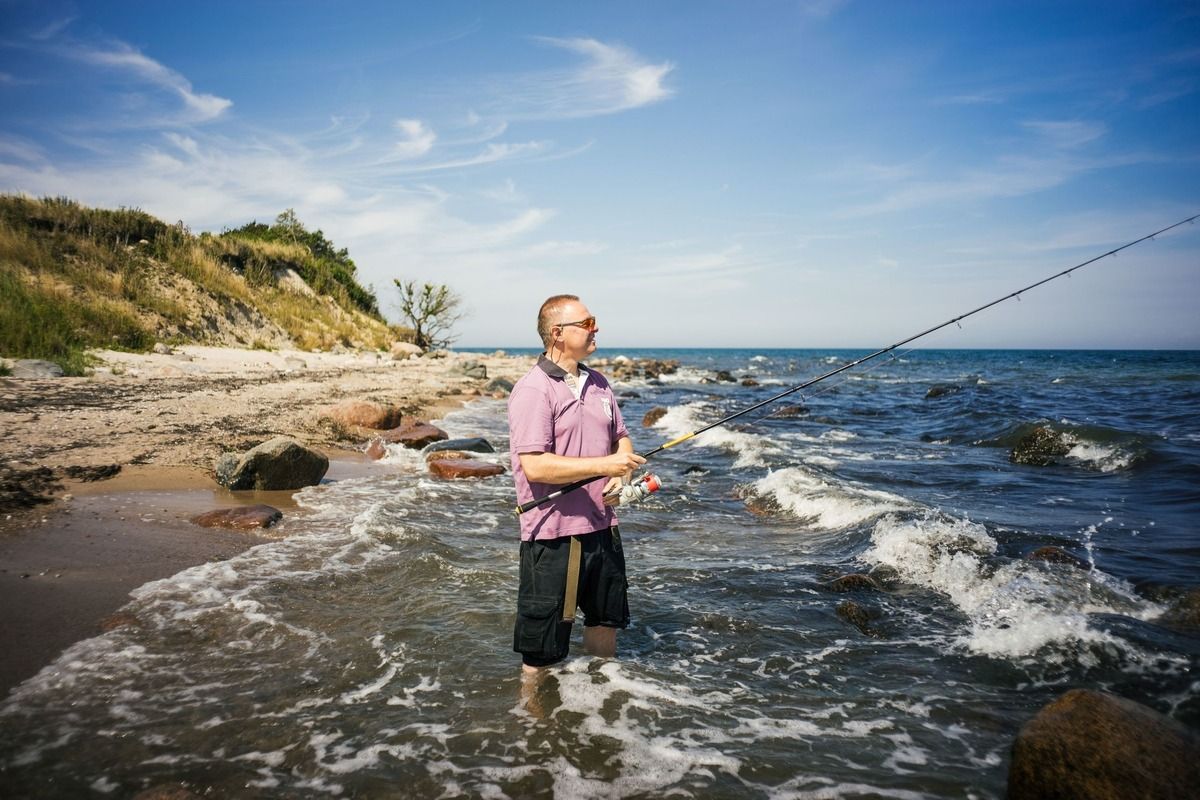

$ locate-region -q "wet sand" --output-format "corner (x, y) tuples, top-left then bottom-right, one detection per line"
(0, 347), (530, 698)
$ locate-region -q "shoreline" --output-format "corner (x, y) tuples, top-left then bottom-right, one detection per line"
(0, 346), (531, 697)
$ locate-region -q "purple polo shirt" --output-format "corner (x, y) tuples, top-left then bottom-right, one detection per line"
(508, 355), (630, 541)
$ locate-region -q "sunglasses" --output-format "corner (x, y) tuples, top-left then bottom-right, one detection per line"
(558, 316), (598, 332)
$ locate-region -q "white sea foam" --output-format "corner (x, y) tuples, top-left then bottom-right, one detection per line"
(518, 660), (742, 797)
(748, 467), (910, 529)
(1066, 441), (1135, 472)
(654, 402), (779, 467)
(863, 513), (1159, 659)
(653, 365), (720, 385)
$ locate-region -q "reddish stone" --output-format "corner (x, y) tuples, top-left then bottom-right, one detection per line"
(364, 438), (387, 460)
(319, 400), (405, 430)
(643, 407), (668, 427)
(428, 460), (504, 479)
(424, 450), (474, 463)
(381, 420), (449, 449)
(190, 504), (282, 530)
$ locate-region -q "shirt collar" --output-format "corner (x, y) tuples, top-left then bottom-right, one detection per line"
(537, 354), (587, 380)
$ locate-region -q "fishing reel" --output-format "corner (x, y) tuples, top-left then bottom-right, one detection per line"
(609, 473), (663, 506)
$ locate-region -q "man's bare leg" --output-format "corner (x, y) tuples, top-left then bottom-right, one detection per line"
(583, 626), (616, 658)
(519, 664), (550, 717)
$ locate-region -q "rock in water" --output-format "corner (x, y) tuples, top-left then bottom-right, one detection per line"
(1159, 588), (1200, 630)
(424, 437), (495, 454)
(423, 450), (475, 463)
(1008, 689), (1200, 799)
(643, 407), (668, 427)
(836, 600), (882, 637)
(382, 421), (449, 449)
(824, 574), (881, 593)
(1010, 425), (1072, 466)
(428, 460), (504, 479)
(191, 504), (283, 530)
(1025, 545), (1091, 571)
(924, 384), (962, 399)
(215, 437), (329, 490)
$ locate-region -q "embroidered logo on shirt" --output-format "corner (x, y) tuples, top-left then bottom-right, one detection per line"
(600, 397), (612, 420)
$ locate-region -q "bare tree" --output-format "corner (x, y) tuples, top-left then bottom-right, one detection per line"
(393, 279), (465, 350)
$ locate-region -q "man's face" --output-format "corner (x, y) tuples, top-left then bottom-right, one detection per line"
(554, 301), (599, 358)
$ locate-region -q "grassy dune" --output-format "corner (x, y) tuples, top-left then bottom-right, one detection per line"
(0, 196), (412, 374)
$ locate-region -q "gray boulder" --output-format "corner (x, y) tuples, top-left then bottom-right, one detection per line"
(424, 437), (495, 455)
(11, 359), (65, 378)
(214, 437), (329, 491)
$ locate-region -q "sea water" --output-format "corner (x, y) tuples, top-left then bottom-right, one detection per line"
(1, 349), (1197, 798)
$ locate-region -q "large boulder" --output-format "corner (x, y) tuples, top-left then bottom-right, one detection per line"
(428, 459), (505, 479)
(425, 437), (495, 455)
(381, 420), (448, 449)
(191, 504), (282, 530)
(319, 400), (405, 430)
(1010, 426), (1073, 466)
(390, 341), (423, 360)
(1008, 689), (1200, 799)
(214, 437), (329, 491)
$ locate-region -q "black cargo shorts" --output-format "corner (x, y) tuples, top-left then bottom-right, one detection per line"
(513, 526), (629, 668)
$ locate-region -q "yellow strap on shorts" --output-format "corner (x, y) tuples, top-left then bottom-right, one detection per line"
(562, 536), (582, 622)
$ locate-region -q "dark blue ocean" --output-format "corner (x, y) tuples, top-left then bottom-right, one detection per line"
(2, 348), (1197, 798)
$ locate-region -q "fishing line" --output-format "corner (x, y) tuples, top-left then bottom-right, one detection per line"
(516, 213), (1199, 516)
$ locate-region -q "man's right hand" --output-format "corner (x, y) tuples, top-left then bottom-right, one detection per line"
(600, 452), (645, 477)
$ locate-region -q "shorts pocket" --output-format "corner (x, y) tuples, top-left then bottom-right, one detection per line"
(514, 593), (565, 658)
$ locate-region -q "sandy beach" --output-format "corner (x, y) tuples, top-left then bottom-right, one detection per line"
(0, 346), (531, 696)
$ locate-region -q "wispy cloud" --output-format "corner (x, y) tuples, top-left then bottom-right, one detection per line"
(835, 119), (1159, 217)
(66, 42), (232, 124)
(1022, 120), (1106, 149)
(392, 119), (436, 159)
(488, 37), (675, 120)
(30, 16), (77, 41)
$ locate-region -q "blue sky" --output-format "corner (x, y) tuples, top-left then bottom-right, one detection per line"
(2, 1), (1198, 349)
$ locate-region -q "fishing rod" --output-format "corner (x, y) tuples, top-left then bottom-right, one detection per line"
(515, 213), (1199, 516)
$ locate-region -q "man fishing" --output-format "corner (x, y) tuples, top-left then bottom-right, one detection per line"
(507, 294), (645, 676)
